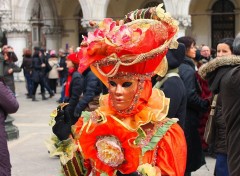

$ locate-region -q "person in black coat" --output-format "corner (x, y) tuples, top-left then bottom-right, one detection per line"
(57, 49), (68, 86)
(21, 48), (33, 98)
(63, 53), (102, 125)
(199, 37), (234, 176)
(31, 47), (48, 101)
(199, 34), (240, 176)
(3, 49), (21, 94)
(72, 67), (102, 123)
(177, 36), (209, 175)
(154, 43), (187, 129)
(63, 56), (84, 125)
(56, 49), (68, 103)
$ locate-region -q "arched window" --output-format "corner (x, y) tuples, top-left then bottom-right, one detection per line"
(211, 0), (235, 49)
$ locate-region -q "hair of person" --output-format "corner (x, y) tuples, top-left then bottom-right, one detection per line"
(73, 63), (78, 69)
(177, 36), (196, 50)
(33, 49), (40, 57)
(23, 48), (32, 57)
(217, 38), (234, 53)
(200, 45), (210, 50)
(233, 33), (240, 55)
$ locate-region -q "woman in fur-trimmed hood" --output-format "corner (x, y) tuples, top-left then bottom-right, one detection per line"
(199, 35), (240, 176)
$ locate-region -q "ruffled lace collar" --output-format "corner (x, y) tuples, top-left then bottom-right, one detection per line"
(97, 88), (169, 131)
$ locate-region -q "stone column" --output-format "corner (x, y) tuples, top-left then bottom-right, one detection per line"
(42, 26), (61, 50)
(176, 16), (192, 38)
(1, 22), (31, 140)
(164, 0), (192, 37)
(79, 0), (110, 31)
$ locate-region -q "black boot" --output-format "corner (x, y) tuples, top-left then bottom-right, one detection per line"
(32, 95), (38, 101)
(49, 92), (54, 98)
(27, 94), (32, 99)
(42, 93), (48, 100)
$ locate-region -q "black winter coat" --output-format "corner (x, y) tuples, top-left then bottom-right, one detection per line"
(220, 65), (240, 176)
(198, 55), (240, 176)
(31, 55), (44, 83)
(160, 74), (187, 129)
(212, 94), (227, 154)
(66, 71), (84, 124)
(179, 57), (209, 172)
(200, 63), (233, 156)
(3, 61), (21, 93)
(21, 55), (32, 75)
(58, 56), (68, 80)
(66, 68), (102, 124)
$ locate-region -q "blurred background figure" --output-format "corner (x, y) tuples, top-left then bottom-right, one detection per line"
(177, 36), (210, 176)
(2, 45), (18, 62)
(21, 48), (33, 99)
(39, 48), (54, 98)
(200, 45), (212, 63)
(31, 47), (48, 101)
(47, 50), (59, 94)
(56, 48), (68, 103)
(67, 46), (75, 55)
(195, 45), (213, 156)
(2, 46), (21, 95)
(57, 48), (67, 86)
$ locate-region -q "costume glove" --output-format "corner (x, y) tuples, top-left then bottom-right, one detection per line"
(52, 106), (71, 140)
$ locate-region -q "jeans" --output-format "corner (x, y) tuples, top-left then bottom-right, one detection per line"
(58, 85), (65, 103)
(43, 77), (54, 96)
(24, 73), (33, 96)
(216, 153), (229, 176)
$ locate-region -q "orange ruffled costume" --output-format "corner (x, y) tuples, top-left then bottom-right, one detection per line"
(47, 4), (187, 176)
(74, 88), (186, 176)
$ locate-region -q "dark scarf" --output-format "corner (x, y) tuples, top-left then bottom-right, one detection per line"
(65, 68), (76, 98)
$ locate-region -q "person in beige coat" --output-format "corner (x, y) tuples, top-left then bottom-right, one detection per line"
(48, 50), (59, 93)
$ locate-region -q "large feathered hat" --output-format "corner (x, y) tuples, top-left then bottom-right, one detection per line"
(78, 4), (179, 85)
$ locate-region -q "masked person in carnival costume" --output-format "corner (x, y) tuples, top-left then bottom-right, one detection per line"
(47, 4), (187, 176)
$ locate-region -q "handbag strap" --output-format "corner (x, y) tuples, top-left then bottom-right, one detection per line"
(209, 94), (218, 116)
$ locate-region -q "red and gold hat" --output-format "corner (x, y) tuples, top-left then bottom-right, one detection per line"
(78, 4), (179, 85)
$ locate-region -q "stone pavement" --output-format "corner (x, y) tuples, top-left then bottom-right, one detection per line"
(8, 81), (216, 176)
